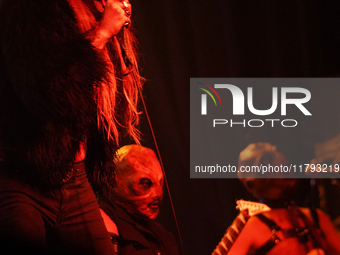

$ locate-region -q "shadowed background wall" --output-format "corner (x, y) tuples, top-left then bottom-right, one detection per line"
(124, 1), (340, 254)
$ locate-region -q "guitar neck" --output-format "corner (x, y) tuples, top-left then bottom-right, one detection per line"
(211, 210), (249, 255)
(211, 200), (271, 255)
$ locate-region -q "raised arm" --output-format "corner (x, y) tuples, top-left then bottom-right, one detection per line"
(0, 0), (127, 123)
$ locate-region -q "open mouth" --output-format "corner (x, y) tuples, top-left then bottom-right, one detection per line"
(149, 201), (160, 209)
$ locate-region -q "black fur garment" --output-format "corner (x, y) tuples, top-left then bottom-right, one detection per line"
(0, 0), (124, 197)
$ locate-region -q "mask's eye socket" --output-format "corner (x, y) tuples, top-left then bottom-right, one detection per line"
(139, 178), (152, 190)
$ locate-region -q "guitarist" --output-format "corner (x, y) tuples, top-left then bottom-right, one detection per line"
(227, 143), (340, 255)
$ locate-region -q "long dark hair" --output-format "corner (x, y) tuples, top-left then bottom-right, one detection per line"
(71, 0), (144, 144)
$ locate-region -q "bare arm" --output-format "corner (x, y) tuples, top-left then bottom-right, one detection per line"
(100, 208), (119, 236)
(228, 216), (268, 255)
(317, 209), (340, 255)
(90, 0), (129, 50)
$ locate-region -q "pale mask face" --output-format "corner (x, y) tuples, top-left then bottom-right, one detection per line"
(114, 147), (164, 221)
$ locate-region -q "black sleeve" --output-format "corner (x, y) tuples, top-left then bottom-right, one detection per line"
(0, 0), (108, 123)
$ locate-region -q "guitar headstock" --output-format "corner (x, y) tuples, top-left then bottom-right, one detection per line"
(236, 199), (271, 216)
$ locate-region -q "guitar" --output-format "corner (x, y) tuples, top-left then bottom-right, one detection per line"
(211, 200), (327, 255)
(211, 200), (271, 255)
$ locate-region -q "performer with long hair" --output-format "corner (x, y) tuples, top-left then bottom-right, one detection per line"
(0, 0), (143, 254)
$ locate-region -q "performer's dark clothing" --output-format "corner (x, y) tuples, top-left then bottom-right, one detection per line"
(0, 0), (126, 254)
(0, 0), (120, 195)
(0, 162), (115, 255)
(100, 201), (180, 255)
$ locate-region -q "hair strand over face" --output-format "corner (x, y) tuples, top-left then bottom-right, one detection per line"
(71, 0), (144, 145)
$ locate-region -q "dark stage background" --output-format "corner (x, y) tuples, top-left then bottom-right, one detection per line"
(124, 1), (340, 255)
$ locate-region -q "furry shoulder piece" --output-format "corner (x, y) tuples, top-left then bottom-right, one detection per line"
(0, 0), (109, 123)
(0, 0), (118, 195)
